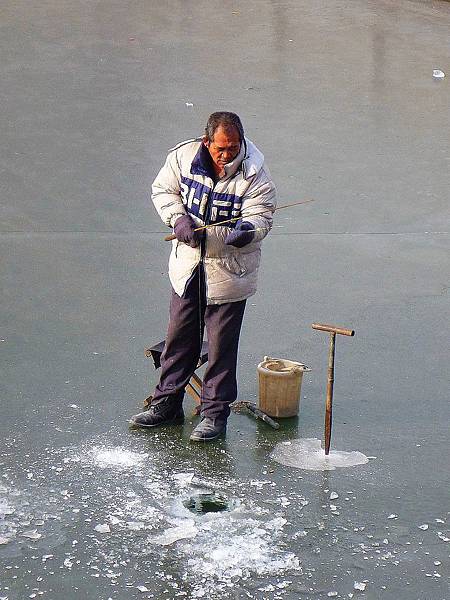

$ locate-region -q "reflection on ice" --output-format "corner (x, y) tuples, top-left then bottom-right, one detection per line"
(271, 438), (369, 470)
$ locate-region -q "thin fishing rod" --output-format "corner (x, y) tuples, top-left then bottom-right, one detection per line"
(164, 199), (315, 241)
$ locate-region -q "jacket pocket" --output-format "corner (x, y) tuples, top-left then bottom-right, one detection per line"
(226, 255), (247, 277)
(221, 250), (260, 278)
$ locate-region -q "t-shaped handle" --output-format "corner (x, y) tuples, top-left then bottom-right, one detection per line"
(312, 323), (355, 337)
(312, 322), (355, 455)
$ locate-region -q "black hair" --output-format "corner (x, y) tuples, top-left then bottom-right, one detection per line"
(204, 112), (244, 143)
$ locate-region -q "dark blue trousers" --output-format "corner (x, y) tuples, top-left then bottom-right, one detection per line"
(152, 267), (246, 421)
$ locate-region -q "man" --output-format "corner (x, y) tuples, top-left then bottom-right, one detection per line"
(130, 112), (276, 441)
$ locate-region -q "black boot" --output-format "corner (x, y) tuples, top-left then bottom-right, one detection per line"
(130, 397), (184, 428)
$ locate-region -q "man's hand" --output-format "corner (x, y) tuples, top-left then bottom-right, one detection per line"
(224, 220), (255, 248)
(173, 215), (201, 248)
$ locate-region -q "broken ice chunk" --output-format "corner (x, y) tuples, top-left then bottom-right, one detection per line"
(42, 554), (54, 562)
(150, 521), (197, 546)
(21, 530), (42, 540)
(259, 585), (275, 592)
(330, 492), (339, 500)
(276, 581), (291, 589)
(173, 472), (194, 487)
(354, 581), (367, 591)
(126, 521), (145, 531)
(94, 523), (110, 533)
(293, 530), (307, 539)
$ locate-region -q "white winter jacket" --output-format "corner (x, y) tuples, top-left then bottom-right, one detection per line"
(152, 137), (276, 304)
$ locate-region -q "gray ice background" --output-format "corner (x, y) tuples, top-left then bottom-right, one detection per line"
(1, 1), (449, 599)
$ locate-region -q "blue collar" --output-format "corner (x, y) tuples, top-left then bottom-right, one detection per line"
(190, 143), (216, 179)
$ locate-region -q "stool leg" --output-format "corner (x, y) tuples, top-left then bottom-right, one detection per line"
(186, 373), (202, 415)
(186, 373), (202, 405)
(143, 394), (153, 409)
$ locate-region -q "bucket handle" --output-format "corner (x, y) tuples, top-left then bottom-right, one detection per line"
(293, 365), (312, 373)
(263, 356), (311, 373)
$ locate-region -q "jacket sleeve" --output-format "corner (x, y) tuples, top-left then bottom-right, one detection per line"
(239, 165), (277, 242)
(151, 150), (187, 227)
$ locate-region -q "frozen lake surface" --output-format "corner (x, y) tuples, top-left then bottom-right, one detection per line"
(1, 423), (449, 599)
(1, 0), (449, 598)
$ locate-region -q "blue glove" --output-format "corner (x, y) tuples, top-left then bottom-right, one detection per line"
(174, 215), (201, 248)
(224, 220), (255, 248)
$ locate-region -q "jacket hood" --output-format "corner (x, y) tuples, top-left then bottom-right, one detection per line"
(241, 139), (265, 179)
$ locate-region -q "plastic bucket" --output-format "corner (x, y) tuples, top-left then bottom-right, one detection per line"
(257, 356), (311, 418)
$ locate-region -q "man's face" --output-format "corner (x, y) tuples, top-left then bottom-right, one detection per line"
(203, 125), (241, 172)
